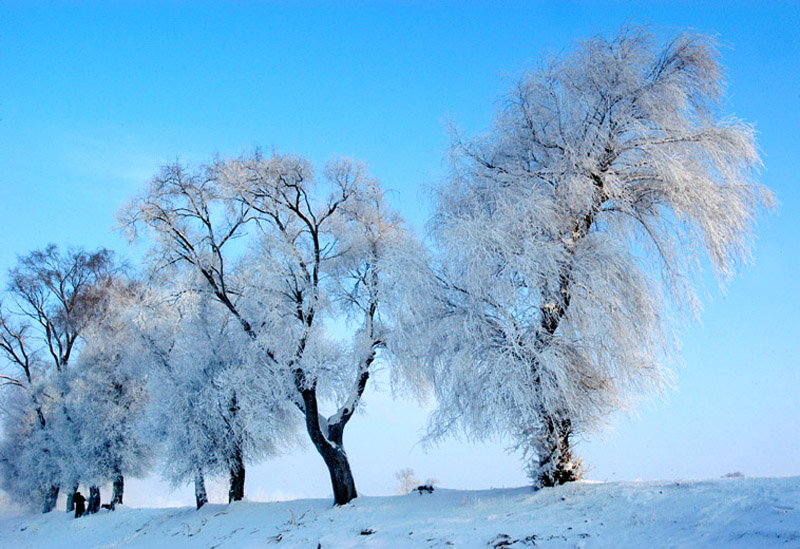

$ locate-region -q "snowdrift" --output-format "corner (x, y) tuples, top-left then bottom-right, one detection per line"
(1, 477), (798, 548)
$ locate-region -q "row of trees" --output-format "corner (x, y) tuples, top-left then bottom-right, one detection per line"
(0, 246), (141, 512)
(0, 27), (773, 512)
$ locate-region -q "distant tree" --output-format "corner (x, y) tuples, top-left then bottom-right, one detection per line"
(121, 152), (411, 505)
(0, 245), (117, 512)
(394, 468), (420, 495)
(390, 27), (774, 487)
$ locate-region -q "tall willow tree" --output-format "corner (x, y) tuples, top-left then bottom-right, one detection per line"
(391, 27), (774, 487)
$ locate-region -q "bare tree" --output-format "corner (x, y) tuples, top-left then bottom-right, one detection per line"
(390, 27), (774, 487)
(394, 468), (420, 495)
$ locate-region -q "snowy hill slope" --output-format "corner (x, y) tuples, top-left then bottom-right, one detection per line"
(0, 477), (798, 548)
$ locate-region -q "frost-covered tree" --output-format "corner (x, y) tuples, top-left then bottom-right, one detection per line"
(225, 153), (410, 506)
(121, 152), (410, 505)
(0, 388), (65, 511)
(0, 245), (118, 512)
(135, 276), (295, 508)
(65, 280), (152, 509)
(390, 28), (774, 487)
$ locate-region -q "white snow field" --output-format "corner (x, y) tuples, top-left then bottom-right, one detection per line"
(0, 477), (798, 548)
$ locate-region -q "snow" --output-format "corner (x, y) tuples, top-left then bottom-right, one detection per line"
(1, 476), (798, 547)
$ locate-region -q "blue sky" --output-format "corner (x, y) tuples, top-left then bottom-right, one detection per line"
(1, 1), (798, 504)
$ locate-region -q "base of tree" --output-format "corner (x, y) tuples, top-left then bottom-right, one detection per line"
(112, 474), (124, 508)
(530, 416), (584, 488)
(65, 483), (78, 513)
(318, 443), (358, 506)
(228, 456), (245, 503)
(195, 470), (208, 510)
(87, 486), (101, 514)
(42, 485), (59, 514)
(536, 459), (583, 487)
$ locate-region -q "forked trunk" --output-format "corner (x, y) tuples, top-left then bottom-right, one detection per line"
(299, 385), (358, 505)
(112, 473), (124, 508)
(194, 469), (208, 510)
(42, 484), (59, 513)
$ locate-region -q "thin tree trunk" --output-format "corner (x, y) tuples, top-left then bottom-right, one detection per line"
(194, 469), (208, 510)
(65, 481), (78, 512)
(227, 392), (245, 503)
(42, 484), (59, 513)
(228, 447), (245, 503)
(112, 472), (124, 508)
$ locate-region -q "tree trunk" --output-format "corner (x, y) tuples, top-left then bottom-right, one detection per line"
(227, 392), (245, 503)
(535, 416), (582, 488)
(298, 385), (358, 505)
(528, 264), (585, 488)
(228, 447), (245, 503)
(314, 437), (358, 505)
(194, 469), (208, 510)
(87, 485), (101, 514)
(112, 473), (124, 508)
(65, 482), (78, 512)
(42, 484), (59, 513)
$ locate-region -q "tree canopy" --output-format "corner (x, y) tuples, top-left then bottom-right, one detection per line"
(389, 27), (774, 486)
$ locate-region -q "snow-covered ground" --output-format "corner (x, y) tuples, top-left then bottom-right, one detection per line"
(0, 477), (798, 548)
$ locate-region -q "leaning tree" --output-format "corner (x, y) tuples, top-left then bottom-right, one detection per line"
(390, 27), (774, 487)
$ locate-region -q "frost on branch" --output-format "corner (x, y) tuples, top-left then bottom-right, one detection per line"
(121, 151), (413, 505)
(389, 27), (774, 487)
(131, 274), (297, 507)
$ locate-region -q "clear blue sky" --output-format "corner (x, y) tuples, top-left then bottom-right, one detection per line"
(1, 1), (797, 505)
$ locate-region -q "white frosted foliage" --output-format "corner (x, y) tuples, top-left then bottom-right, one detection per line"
(388, 27), (774, 486)
(120, 150), (413, 504)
